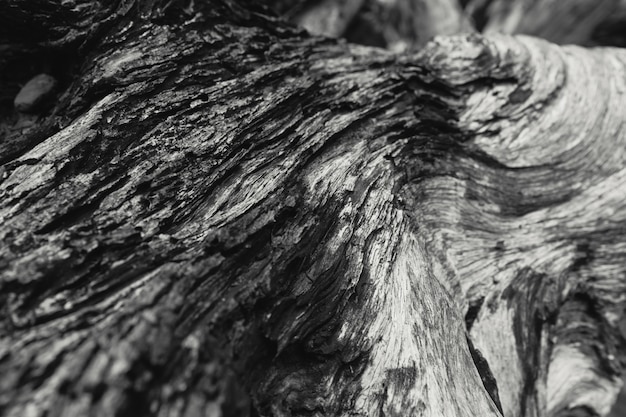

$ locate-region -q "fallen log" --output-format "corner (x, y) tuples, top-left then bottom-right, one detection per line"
(1, 1), (626, 416)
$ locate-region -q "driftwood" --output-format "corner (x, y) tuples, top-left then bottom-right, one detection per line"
(1, 1), (626, 416)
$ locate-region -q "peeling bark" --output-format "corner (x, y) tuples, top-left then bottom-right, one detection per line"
(1, 1), (626, 417)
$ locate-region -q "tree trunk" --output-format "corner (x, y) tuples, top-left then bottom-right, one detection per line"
(1, 1), (626, 417)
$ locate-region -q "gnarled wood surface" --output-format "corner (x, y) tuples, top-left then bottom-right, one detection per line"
(1, 1), (626, 417)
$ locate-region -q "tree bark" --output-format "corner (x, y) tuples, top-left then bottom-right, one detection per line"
(1, 1), (626, 417)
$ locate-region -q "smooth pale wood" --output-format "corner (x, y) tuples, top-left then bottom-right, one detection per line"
(1, 1), (626, 417)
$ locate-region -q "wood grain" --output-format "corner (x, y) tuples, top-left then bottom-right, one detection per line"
(1, 1), (625, 416)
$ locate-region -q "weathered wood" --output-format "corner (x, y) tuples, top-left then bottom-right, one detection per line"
(1, 1), (626, 417)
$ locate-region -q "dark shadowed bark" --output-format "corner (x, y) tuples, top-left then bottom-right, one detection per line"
(1, 1), (626, 417)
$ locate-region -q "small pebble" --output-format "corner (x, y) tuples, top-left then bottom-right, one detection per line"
(14, 73), (57, 113)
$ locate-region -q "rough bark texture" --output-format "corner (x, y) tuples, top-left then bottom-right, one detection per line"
(1, 1), (626, 417)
